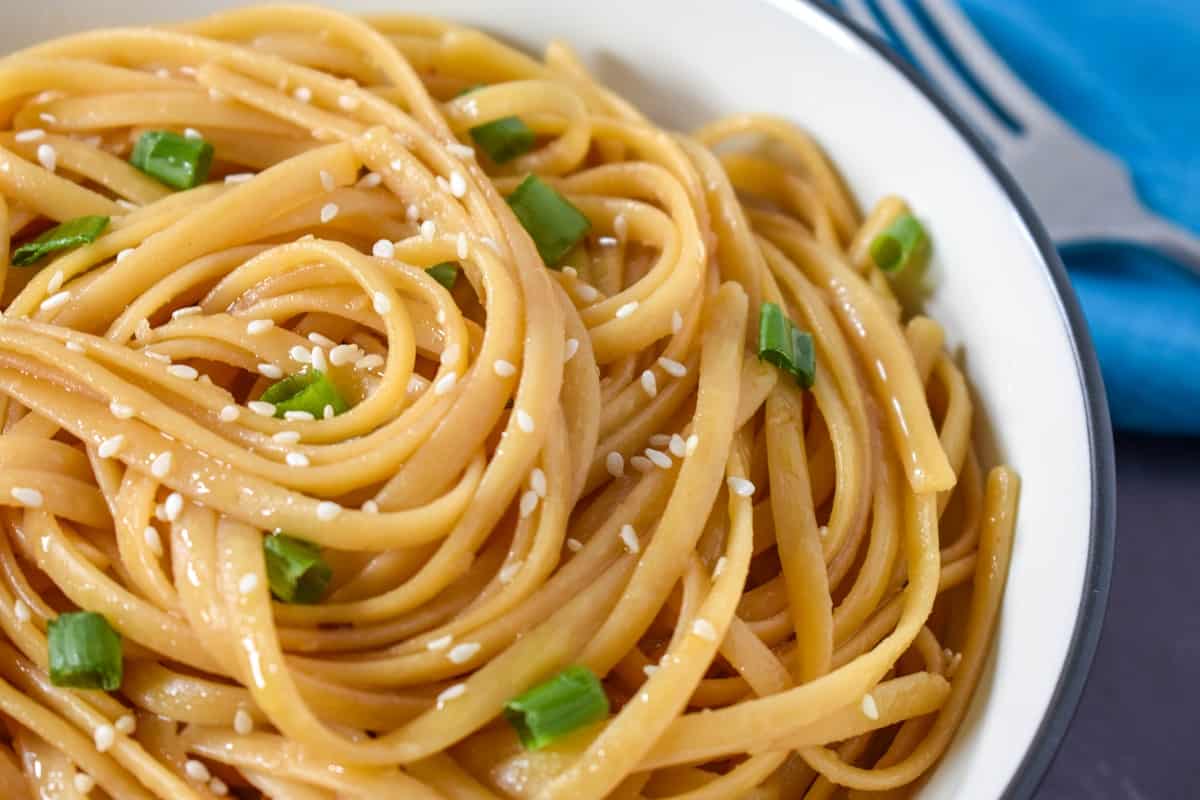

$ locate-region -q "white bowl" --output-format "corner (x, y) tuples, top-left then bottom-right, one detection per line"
(0, 1), (1115, 797)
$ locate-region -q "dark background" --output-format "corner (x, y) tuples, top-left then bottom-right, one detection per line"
(1037, 434), (1200, 799)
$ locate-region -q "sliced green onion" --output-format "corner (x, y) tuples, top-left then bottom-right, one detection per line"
(471, 117), (536, 165)
(48, 612), (123, 691)
(506, 175), (591, 268)
(264, 534), (331, 604)
(757, 302), (817, 389)
(130, 130), (214, 190)
(427, 262), (459, 290)
(11, 216), (109, 266)
(504, 665), (610, 750)
(869, 214), (927, 273)
(260, 369), (349, 419)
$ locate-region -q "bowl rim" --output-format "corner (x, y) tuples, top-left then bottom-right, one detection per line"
(794, 1), (1116, 796)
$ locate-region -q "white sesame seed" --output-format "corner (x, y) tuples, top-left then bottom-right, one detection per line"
(40, 291), (70, 311)
(224, 172), (254, 184)
(209, 778), (229, 796)
(566, 538), (584, 552)
(630, 455), (653, 473)
(47, 270), (64, 292)
(13, 600), (30, 624)
(643, 665), (658, 677)
(185, 759), (211, 782)
(518, 490), (539, 518)
(615, 301), (639, 319)
(319, 203), (338, 223)
(441, 343), (461, 365)
(672, 310), (684, 334)
(447, 642), (480, 664)
(323, 404), (335, 420)
(292, 86), (312, 103)
(434, 372), (458, 395)
(168, 364), (199, 381)
(435, 176), (451, 194)
(427, 634), (453, 651)
(605, 452), (625, 478)
(597, 236), (618, 247)
(436, 683), (466, 709)
(110, 401), (134, 419)
(449, 171), (467, 197)
(39, 112), (58, 124)
(316, 501), (341, 521)
(329, 344), (359, 366)
(171, 305), (203, 320)
(307, 332), (336, 348)
(372, 238), (395, 258)
(686, 434), (699, 456)
(257, 363), (283, 379)
(234, 709), (254, 735)
(289, 345), (312, 364)
(406, 203), (420, 221)
(318, 169), (335, 191)
(692, 618), (717, 642)
(356, 353), (384, 371)
(649, 434), (672, 448)
(73, 773), (95, 794)
(499, 560), (522, 583)
(284, 411), (314, 424)
(272, 431), (301, 444)
(456, 232), (469, 260)
(373, 291), (391, 315)
(481, 236), (500, 253)
(247, 400), (276, 417)
(640, 370), (658, 398)
(619, 524), (640, 554)
(360, 499), (379, 513)
(142, 350), (169, 364)
(564, 338), (579, 362)
(36, 143), (56, 172)
(515, 409), (534, 433)
(447, 142), (475, 159)
(98, 435), (124, 458)
(493, 359), (516, 377)
(420, 220), (436, 239)
(861, 693), (880, 720)
(614, 214), (628, 239)
(238, 573), (259, 594)
(150, 451), (173, 479)
(358, 172), (382, 188)
(576, 284), (600, 303)
(182, 127), (202, 140)
(530, 468), (547, 498)
(93, 725), (115, 752)
(246, 319), (273, 335)
(658, 357), (687, 377)
(645, 448), (672, 470)
(286, 452), (310, 467)
(713, 556), (728, 578)
(337, 94), (360, 111)
(115, 714), (136, 735)
(66, 341), (85, 353)
(163, 492), (183, 521)
(311, 345), (327, 372)
(143, 526), (162, 556)
(727, 477), (756, 498)
(15, 129), (45, 143)
(436, 309), (446, 324)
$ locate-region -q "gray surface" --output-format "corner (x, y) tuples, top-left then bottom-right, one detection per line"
(1036, 434), (1200, 799)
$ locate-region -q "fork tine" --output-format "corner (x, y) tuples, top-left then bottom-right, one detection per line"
(874, 0), (1017, 151)
(919, 0), (1062, 131)
(840, 0), (886, 38)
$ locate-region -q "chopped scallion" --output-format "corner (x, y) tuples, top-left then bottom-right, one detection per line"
(130, 130), (214, 190)
(757, 302), (816, 389)
(506, 175), (591, 268)
(472, 117), (536, 164)
(11, 216), (109, 266)
(427, 262), (459, 291)
(869, 214), (927, 273)
(264, 534), (331, 604)
(504, 665), (609, 750)
(48, 612), (123, 691)
(260, 369), (349, 419)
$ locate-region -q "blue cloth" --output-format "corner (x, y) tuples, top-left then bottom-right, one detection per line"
(838, 0), (1200, 435)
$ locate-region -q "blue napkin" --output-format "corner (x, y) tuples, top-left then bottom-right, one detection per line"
(836, 0), (1200, 435)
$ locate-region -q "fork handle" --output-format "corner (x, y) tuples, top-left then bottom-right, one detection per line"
(1111, 214), (1200, 279)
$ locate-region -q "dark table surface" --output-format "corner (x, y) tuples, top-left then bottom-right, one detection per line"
(1036, 433), (1199, 799)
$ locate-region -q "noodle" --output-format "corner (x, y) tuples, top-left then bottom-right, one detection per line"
(0, 7), (1018, 798)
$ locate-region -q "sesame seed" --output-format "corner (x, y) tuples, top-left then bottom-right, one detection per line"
(329, 344), (360, 366)
(73, 773), (95, 794)
(47, 270), (64, 292)
(93, 725), (115, 752)
(441, 344), (461, 365)
(630, 455), (653, 473)
(449, 171), (467, 197)
(323, 404), (335, 420)
(289, 345), (312, 364)
(36, 143), (56, 171)
(292, 86), (312, 103)
(257, 363), (283, 379)
(319, 203), (338, 223)
(318, 169), (335, 191)
(337, 94), (360, 111)
(247, 401), (276, 417)
(179, 65), (197, 77)
(434, 372), (458, 395)
(110, 401), (134, 419)
(181, 127), (202, 140)
(515, 409), (534, 433)
(597, 236), (618, 247)
(391, 159), (406, 172)
(224, 172), (254, 184)
(420, 220), (436, 239)
(649, 434), (671, 448)
(436, 683), (466, 709)
(163, 492), (183, 521)
(185, 759), (211, 782)
(358, 172), (382, 188)
(530, 468), (547, 498)
(456, 232), (468, 259)
(658, 357), (687, 377)
(284, 411), (314, 423)
(727, 477), (756, 498)
(150, 451), (173, 479)
(493, 359), (516, 377)
(447, 142), (475, 159)
(171, 305), (203, 320)
(447, 642), (480, 663)
(272, 431), (301, 444)
(499, 560), (522, 583)
(356, 354), (384, 371)
(713, 556), (728, 578)
(115, 714), (136, 735)
(311, 346), (327, 372)
(372, 238), (395, 258)
(66, 341), (85, 352)
(605, 452), (625, 478)
(15, 129), (45, 142)
(373, 291), (391, 315)
(13, 600), (30, 624)
(39, 112), (58, 124)
(615, 301), (639, 319)
(427, 634), (454, 651)
(238, 573), (259, 594)
(308, 332), (336, 348)
(645, 448), (672, 469)
(435, 175), (451, 193)
(481, 236), (500, 253)
(168, 364), (199, 381)
(143, 526), (162, 556)
(686, 434), (699, 456)
(143, 350), (169, 363)
(692, 618), (717, 642)
(98, 435), (124, 458)
(861, 693), (880, 720)
(361, 499), (379, 513)
(643, 665), (658, 677)
(519, 490), (539, 518)
(672, 310), (684, 334)
(576, 284), (600, 303)
(640, 370), (657, 398)
(39, 291), (70, 311)
(316, 501), (341, 521)
(286, 452), (310, 467)
(406, 203), (419, 221)
(209, 778), (229, 796)
(246, 319), (273, 335)
(669, 434), (687, 458)
(566, 538), (583, 552)
(564, 338), (579, 362)
(234, 709), (254, 735)
(619, 524), (639, 554)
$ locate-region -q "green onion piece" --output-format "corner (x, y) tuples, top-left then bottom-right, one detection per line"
(757, 302), (817, 389)
(471, 117), (536, 165)
(11, 216), (109, 266)
(48, 612), (123, 691)
(260, 369), (349, 419)
(427, 262), (459, 291)
(264, 534), (332, 604)
(869, 214), (927, 273)
(130, 130), (214, 190)
(506, 175), (591, 268)
(504, 665), (610, 750)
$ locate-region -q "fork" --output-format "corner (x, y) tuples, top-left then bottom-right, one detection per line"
(840, 0), (1200, 276)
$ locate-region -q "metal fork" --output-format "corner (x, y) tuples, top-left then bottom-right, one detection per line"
(841, 0), (1200, 276)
